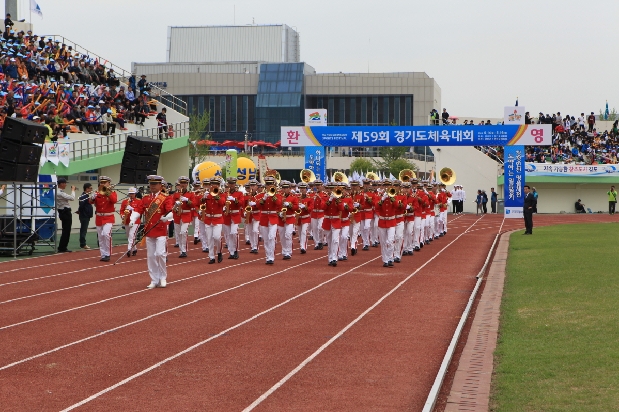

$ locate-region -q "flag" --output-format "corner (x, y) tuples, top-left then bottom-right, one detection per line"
(605, 101), (609, 120)
(515, 97), (518, 107)
(30, 0), (43, 17)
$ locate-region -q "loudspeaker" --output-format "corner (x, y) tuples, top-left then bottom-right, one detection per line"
(2, 117), (48, 145)
(119, 169), (157, 184)
(125, 135), (163, 156)
(0, 161), (39, 182)
(121, 152), (160, 171)
(0, 139), (43, 165)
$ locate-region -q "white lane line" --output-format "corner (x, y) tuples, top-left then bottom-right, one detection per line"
(242, 216), (484, 411)
(1, 255), (327, 372)
(59, 255), (380, 412)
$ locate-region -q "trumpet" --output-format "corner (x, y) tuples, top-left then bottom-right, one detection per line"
(245, 205), (253, 213)
(387, 187), (398, 198)
(279, 207), (287, 220)
(122, 209), (131, 225)
(210, 187), (220, 197)
(224, 200), (231, 216)
(199, 203), (207, 211)
(332, 188), (344, 198)
(98, 184), (115, 196)
(173, 200), (183, 216)
(267, 186), (277, 196)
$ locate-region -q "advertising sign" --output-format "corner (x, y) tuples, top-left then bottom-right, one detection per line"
(282, 125), (552, 147)
(504, 145), (525, 219)
(525, 163), (619, 177)
(304, 147), (326, 183)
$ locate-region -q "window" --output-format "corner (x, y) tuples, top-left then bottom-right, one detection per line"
(242, 95), (248, 131)
(393, 97), (400, 126)
(383, 96), (389, 125)
(339, 99), (345, 125)
(220, 96), (226, 132)
(405, 96), (412, 125)
(208, 97), (215, 131)
(349, 97), (356, 124)
(317, 97), (324, 109)
(361, 97), (367, 124)
(372, 97), (378, 125)
(186, 96), (194, 116)
(231, 96), (237, 132)
(328, 98), (334, 126)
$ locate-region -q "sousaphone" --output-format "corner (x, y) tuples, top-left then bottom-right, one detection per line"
(439, 167), (456, 185)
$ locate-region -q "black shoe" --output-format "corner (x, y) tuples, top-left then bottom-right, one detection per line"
(100, 256), (110, 262)
(300, 249), (306, 254)
(132, 250), (137, 256)
(203, 249), (209, 253)
(217, 252), (223, 263)
(394, 257), (400, 263)
(351, 248), (357, 256)
(126, 251), (131, 258)
(224, 244), (228, 249)
(439, 233), (444, 237)
(338, 257), (343, 261)
(259, 236), (263, 241)
(372, 242), (379, 247)
(318, 243), (324, 250)
(362, 245), (369, 251)
(245, 240), (251, 245)
(383, 263), (389, 267)
(266, 260), (274, 265)
(388, 261), (394, 267)
(251, 249), (258, 254)
(309, 235), (314, 240)
(174, 244), (179, 248)
(329, 260), (337, 267)
(179, 252), (187, 258)
(341, 256), (348, 261)
(205, 248), (209, 253)
(208, 259), (216, 264)
(414, 246), (420, 251)
(283, 255), (291, 260)
(292, 231), (296, 235)
(314, 244), (320, 250)
(420, 242), (424, 248)
(229, 252), (239, 259)
(194, 238), (199, 245)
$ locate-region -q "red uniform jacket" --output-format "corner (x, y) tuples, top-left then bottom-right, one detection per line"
(394, 194), (407, 224)
(279, 194), (299, 226)
(321, 196), (345, 230)
(200, 193), (226, 225)
(427, 192), (438, 217)
(172, 191), (196, 224)
(311, 192), (327, 219)
(437, 192), (449, 212)
(244, 192), (260, 223)
(376, 196), (397, 228)
(416, 190), (429, 218)
(297, 193), (313, 224)
(339, 196), (354, 225)
(223, 190), (245, 225)
(258, 192), (283, 226)
(135, 192), (175, 238)
(405, 194), (421, 222)
(120, 198), (141, 225)
(90, 191), (118, 226)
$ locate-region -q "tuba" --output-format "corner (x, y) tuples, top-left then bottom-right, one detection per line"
(333, 171), (349, 184)
(398, 169), (416, 182)
(439, 167), (457, 185)
(366, 172), (379, 181)
(264, 169), (281, 184)
(300, 169), (316, 183)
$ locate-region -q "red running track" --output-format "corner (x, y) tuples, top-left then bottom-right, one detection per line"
(0, 213), (615, 411)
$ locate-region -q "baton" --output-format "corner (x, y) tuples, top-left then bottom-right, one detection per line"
(113, 219), (161, 265)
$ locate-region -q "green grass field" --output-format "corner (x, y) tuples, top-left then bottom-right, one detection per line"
(491, 223), (619, 411)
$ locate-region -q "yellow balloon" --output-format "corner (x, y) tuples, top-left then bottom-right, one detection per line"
(196, 161), (222, 183)
(236, 157), (257, 184)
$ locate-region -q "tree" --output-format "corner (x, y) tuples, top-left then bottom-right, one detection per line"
(349, 157), (374, 174)
(188, 109), (211, 171)
(372, 147), (418, 177)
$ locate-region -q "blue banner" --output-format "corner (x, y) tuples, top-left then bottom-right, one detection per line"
(304, 147), (326, 183)
(504, 145), (525, 218)
(282, 125), (552, 147)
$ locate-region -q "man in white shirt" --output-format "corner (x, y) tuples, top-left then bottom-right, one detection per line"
(56, 178), (76, 252)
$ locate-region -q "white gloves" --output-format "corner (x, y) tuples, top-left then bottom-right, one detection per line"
(175, 200), (182, 206)
(249, 201), (256, 206)
(406, 205), (412, 210)
(89, 192), (97, 201)
(126, 205), (133, 211)
(299, 203), (306, 209)
(329, 195), (335, 201)
(382, 194), (388, 201)
(160, 212), (173, 222)
(180, 196), (189, 202)
(202, 193), (209, 199)
(353, 202), (360, 207)
(129, 211), (140, 227)
(283, 201), (290, 207)
(227, 196), (235, 201)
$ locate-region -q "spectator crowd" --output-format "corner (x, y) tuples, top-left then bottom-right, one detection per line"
(0, 17), (163, 141)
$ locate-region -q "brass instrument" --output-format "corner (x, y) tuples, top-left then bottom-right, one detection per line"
(122, 209), (131, 225)
(300, 169), (316, 183)
(333, 171), (349, 184)
(332, 188), (344, 198)
(267, 186), (277, 196)
(279, 207), (287, 220)
(398, 169), (416, 182)
(199, 203), (207, 211)
(366, 172), (379, 181)
(387, 187), (398, 198)
(173, 200), (183, 216)
(210, 187), (220, 197)
(439, 167), (457, 185)
(224, 200), (231, 216)
(264, 169), (281, 184)
(98, 184), (115, 196)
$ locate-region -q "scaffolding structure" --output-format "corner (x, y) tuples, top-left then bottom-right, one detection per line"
(0, 183), (58, 257)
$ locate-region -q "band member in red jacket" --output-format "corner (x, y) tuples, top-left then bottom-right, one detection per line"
(310, 179), (327, 250)
(120, 187), (141, 258)
(172, 176), (196, 258)
(129, 175), (175, 288)
(321, 183), (345, 267)
(222, 177), (245, 260)
(359, 179), (375, 251)
(393, 180), (407, 263)
(413, 179), (428, 251)
(277, 181), (299, 260)
(245, 179), (261, 254)
(349, 181), (363, 256)
(376, 185), (397, 267)
(296, 182), (313, 253)
(437, 183), (451, 236)
(89, 176), (118, 262)
(200, 178), (226, 264)
(258, 176), (283, 265)
(338, 183), (354, 262)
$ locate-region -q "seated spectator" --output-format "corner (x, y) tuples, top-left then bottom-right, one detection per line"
(575, 199), (586, 213)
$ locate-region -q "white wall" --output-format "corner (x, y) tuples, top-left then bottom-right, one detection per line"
(431, 146), (499, 213)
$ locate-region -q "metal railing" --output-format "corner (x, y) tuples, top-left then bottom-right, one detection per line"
(69, 121), (189, 161)
(42, 35), (187, 115)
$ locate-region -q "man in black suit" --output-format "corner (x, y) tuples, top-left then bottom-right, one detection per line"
(523, 185), (536, 235)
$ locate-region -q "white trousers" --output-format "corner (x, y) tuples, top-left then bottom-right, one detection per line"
(361, 218), (371, 247)
(205, 223), (222, 260)
(326, 228), (341, 262)
(260, 223), (278, 261)
(146, 236), (167, 284)
(278, 223), (294, 256)
(198, 221), (208, 250)
(429, 215), (436, 239)
(224, 223), (239, 254)
(404, 221), (415, 252)
(350, 221), (361, 250)
(394, 221), (404, 259)
(299, 222), (310, 250)
(311, 217), (324, 245)
(244, 221), (250, 241)
(371, 216), (379, 244)
(424, 217), (430, 242)
(193, 216), (201, 239)
(413, 216), (423, 248)
(125, 224), (139, 252)
(97, 223), (113, 258)
(440, 210), (447, 233)
(378, 226), (395, 264)
(174, 221), (190, 253)
(250, 220), (260, 251)
(338, 225), (350, 258)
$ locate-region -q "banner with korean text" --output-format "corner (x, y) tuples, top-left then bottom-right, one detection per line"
(282, 125), (552, 147)
(525, 163), (619, 177)
(304, 147), (326, 183)
(504, 145), (525, 218)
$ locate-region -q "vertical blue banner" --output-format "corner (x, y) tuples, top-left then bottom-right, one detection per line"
(504, 145), (525, 218)
(304, 147), (326, 182)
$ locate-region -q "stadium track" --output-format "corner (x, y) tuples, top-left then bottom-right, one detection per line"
(0, 213), (615, 411)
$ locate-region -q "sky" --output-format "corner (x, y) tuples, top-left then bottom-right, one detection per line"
(22, 0), (619, 118)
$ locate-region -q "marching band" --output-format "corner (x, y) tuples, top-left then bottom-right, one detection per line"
(93, 171), (453, 289)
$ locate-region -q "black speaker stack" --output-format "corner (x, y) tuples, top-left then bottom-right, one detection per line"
(119, 136), (163, 184)
(0, 118), (47, 182)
